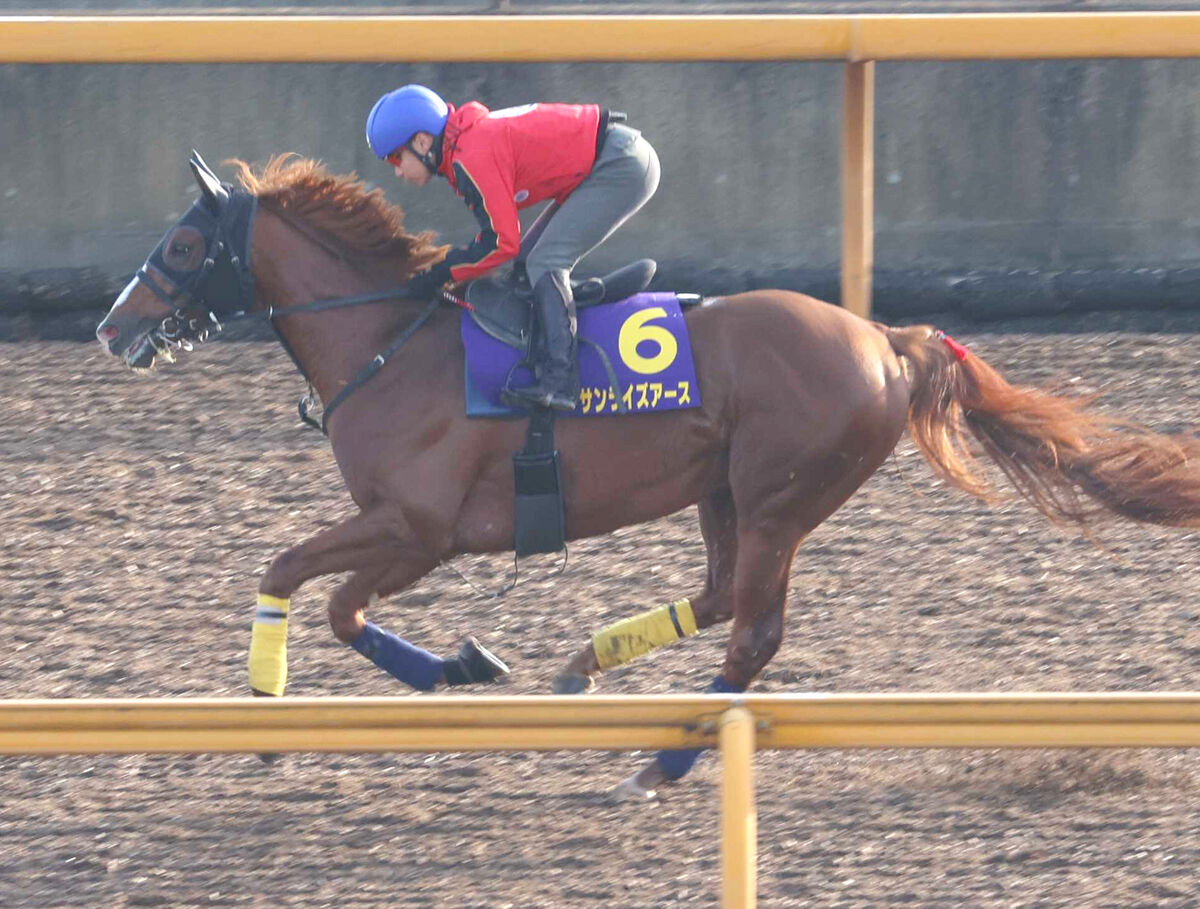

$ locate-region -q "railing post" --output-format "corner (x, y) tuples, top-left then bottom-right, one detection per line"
(841, 59), (876, 321)
(720, 705), (757, 909)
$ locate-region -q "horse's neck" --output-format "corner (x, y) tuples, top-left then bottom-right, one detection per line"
(250, 210), (432, 408)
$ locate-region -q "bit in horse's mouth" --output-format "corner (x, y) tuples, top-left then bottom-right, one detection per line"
(124, 330), (163, 371)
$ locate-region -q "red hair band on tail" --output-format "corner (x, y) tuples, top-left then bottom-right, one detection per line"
(935, 329), (970, 362)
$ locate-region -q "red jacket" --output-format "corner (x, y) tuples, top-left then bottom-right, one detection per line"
(435, 101), (603, 283)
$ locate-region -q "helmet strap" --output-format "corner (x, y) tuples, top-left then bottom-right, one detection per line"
(407, 133), (444, 175)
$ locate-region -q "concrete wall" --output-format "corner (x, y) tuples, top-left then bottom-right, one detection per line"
(3, 56), (1200, 320)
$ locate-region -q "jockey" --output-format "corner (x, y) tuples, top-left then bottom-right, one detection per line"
(365, 84), (661, 412)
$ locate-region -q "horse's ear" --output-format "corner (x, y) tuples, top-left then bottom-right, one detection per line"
(189, 151), (229, 209)
(189, 149), (220, 181)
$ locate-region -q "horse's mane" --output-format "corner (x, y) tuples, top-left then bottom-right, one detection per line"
(227, 155), (446, 272)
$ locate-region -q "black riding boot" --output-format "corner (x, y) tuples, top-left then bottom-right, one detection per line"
(505, 269), (579, 411)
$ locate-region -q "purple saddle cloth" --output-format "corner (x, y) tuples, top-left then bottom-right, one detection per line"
(462, 292), (702, 418)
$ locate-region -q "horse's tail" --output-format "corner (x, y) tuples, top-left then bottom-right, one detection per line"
(884, 324), (1200, 529)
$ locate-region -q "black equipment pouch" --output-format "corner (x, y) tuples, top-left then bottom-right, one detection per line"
(513, 449), (566, 556)
(512, 408), (566, 556)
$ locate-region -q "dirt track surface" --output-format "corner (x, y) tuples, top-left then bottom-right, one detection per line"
(2, 313), (1199, 908)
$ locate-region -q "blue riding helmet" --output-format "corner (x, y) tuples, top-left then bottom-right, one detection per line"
(365, 84), (450, 160)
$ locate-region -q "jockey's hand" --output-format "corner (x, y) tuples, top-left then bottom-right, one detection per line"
(407, 266), (448, 300)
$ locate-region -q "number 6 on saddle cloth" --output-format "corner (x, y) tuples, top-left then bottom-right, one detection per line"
(459, 260), (704, 556)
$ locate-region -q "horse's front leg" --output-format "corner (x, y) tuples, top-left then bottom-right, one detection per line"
(250, 506), (505, 696)
(329, 559), (509, 691)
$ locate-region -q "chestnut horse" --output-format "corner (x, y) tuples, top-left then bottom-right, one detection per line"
(98, 155), (1200, 798)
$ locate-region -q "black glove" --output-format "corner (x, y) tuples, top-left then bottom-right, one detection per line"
(407, 264), (451, 300)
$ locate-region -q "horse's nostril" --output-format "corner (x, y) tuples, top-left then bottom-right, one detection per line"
(97, 325), (119, 342)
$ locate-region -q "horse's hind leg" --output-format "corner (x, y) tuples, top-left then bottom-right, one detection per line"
(550, 486), (738, 694)
(612, 521), (801, 800)
(615, 405), (907, 796)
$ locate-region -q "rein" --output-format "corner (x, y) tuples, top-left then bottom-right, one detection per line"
(289, 295), (441, 434)
(217, 286), (447, 436)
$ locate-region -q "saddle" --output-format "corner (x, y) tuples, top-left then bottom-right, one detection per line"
(460, 258), (656, 560)
(463, 258), (658, 353)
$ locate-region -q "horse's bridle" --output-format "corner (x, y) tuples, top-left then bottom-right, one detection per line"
(136, 187), (258, 345)
(138, 183), (441, 435)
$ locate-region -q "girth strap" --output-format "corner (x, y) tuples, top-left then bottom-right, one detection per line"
(523, 406), (556, 455)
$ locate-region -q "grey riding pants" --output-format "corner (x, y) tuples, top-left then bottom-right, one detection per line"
(524, 122), (661, 290)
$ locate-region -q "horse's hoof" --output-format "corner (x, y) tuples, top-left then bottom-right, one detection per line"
(445, 637), (510, 686)
(550, 672), (595, 695)
(609, 774), (659, 803)
(250, 689), (282, 762)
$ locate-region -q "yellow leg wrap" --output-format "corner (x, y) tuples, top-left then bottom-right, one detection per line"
(592, 599), (697, 670)
(248, 593), (289, 696)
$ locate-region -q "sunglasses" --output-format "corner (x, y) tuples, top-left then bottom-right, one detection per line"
(385, 147), (407, 167)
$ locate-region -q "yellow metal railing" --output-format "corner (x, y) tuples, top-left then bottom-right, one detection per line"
(4, 13), (1200, 63)
(4, 693), (1200, 908)
(4, 12), (1200, 320)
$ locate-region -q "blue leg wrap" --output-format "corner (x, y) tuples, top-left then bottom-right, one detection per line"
(655, 675), (746, 780)
(351, 622), (444, 691)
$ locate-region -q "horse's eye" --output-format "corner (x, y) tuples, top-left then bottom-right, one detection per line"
(171, 243), (191, 256)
